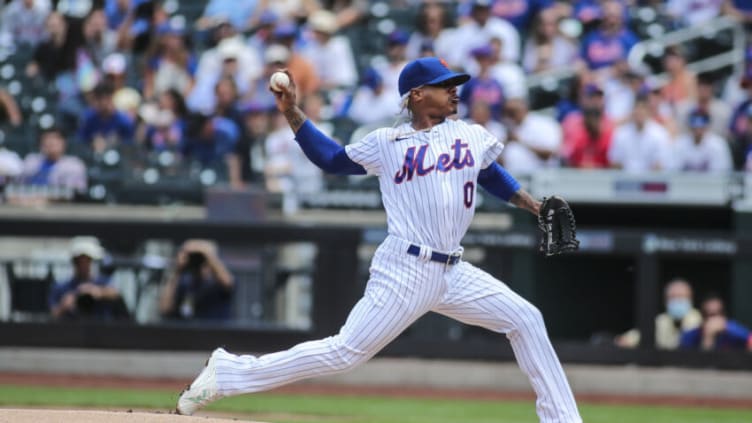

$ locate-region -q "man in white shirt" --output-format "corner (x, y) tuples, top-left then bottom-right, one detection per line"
(499, 97), (562, 174)
(672, 109), (733, 172)
(0, 0), (49, 46)
(666, 0), (723, 27)
(188, 37), (256, 113)
(441, 0), (520, 69)
(608, 96), (672, 172)
(373, 30), (410, 97)
(301, 10), (357, 89)
(347, 68), (401, 126)
(192, 32), (261, 111)
(488, 37), (527, 99)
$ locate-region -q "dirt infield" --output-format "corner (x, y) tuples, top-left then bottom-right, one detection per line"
(0, 409), (266, 423)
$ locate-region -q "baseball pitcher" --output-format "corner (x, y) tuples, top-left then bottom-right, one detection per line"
(177, 57), (581, 423)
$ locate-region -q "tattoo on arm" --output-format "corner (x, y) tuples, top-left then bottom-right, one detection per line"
(510, 190), (541, 216)
(283, 106), (308, 133)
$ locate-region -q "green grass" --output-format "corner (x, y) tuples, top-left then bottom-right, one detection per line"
(0, 384), (750, 423)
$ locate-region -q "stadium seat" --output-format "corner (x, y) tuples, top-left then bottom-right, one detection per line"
(5, 262), (54, 322)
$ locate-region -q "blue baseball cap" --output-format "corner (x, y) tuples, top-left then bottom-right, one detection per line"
(274, 22), (298, 39)
(688, 109), (710, 128)
(470, 45), (493, 58)
(388, 29), (410, 46)
(361, 67), (383, 90)
(259, 10), (279, 25)
(398, 57), (470, 97)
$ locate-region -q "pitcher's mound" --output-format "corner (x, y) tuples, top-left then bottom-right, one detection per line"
(0, 409), (268, 423)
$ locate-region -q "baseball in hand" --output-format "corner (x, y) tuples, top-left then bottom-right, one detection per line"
(270, 72), (291, 92)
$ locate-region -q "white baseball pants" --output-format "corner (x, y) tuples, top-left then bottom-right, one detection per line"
(214, 235), (582, 423)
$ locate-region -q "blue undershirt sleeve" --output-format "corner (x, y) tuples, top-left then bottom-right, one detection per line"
(294, 120), (366, 175)
(477, 162), (521, 202)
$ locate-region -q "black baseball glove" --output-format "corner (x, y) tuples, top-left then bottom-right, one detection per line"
(538, 196), (579, 256)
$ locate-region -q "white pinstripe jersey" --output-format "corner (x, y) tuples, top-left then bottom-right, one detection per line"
(345, 119), (504, 252)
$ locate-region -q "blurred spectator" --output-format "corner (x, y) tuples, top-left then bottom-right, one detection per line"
(615, 278), (702, 349)
(666, 0), (723, 27)
(101, 52), (129, 90)
(374, 30), (410, 97)
(676, 74), (731, 137)
(488, 37), (527, 100)
(444, 0), (520, 68)
(347, 68), (401, 126)
(214, 77), (246, 187)
(102, 52), (143, 120)
(608, 96), (672, 172)
(247, 11), (279, 58)
(0, 0), (50, 46)
(603, 63), (646, 124)
(230, 101), (270, 188)
(466, 101), (506, 141)
(500, 97), (562, 173)
(19, 127), (87, 195)
(273, 23), (320, 97)
(324, 0), (368, 30)
(406, 2), (454, 61)
(189, 38), (253, 113)
(256, 0), (320, 23)
(138, 89), (187, 152)
(730, 103), (752, 170)
(671, 109), (733, 172)
(196, 0), (259, 32)
(0, 88), (23, 127)
(573, 0), (604, 28)
(302, 10), (357, 89)
(214, 78), (243, 125)
(182, 112), (239, 172)
(522, 7), (578, 74)
(159, 239), (234, 321)
(579, 0), (638, 72)
(194, 30), (261, 106)
(0, 147), (24, 187)
(562, 84), (615, 168)
(646, 86), (679, 137)
(728, 70), (752, 140)
(104, 0), (139, 31)
(460, 45), (506, 119)
(73, 8), (118, 87)
(265, 96), (326, 212)
(723, 0), (752, 24)
(26, 12), (75, 81)
(143, 22), (197, 100)
(660, 45), (697, 108)
(49, 237), (129, 321)
(556, 74), (587, 122)
(486, 0), (554, 31)
(78, 82), (136, 151)
(246, 44), (290, 111)
(680, 293), (752, 351)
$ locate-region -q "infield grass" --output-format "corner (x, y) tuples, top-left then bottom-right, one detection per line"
(0, 384), (750, 423)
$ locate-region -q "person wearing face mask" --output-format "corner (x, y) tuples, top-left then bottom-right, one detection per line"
(615, 278), (702, 349)
(654, 279), (703, 349)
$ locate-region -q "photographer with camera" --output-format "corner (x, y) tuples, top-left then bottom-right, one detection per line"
(159, 239), (235, 321)
(49, 237), (129, 321)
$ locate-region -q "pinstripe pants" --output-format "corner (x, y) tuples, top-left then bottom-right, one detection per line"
(214, 235), (582, 423)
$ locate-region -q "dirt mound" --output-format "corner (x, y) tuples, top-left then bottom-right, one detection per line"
(0, 409), (267, 423)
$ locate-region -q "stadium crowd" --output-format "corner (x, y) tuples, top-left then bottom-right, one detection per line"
(0, 0), (751, 205)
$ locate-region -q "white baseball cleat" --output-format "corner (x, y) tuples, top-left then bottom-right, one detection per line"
(176, 347), (227, 415)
